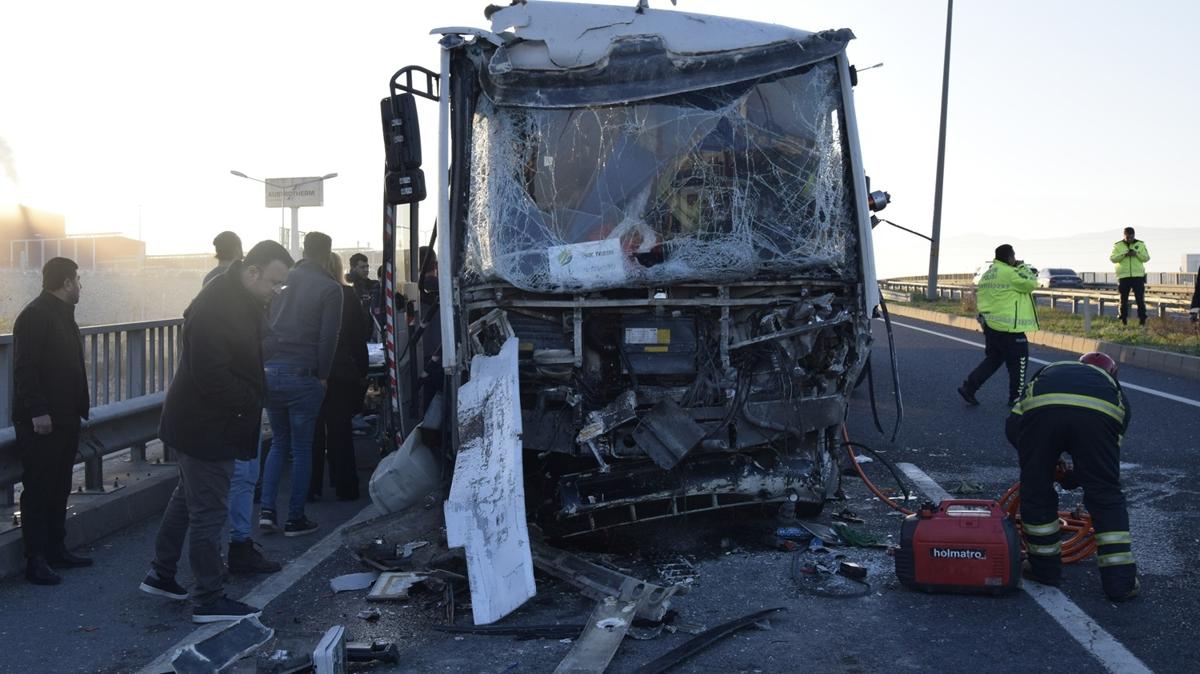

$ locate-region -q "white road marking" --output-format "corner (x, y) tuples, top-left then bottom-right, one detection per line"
(897, 462), (953, 502)
(897, 462), (1153, 674)
(136, 504), (381, 674)
(887, 319), (1200, 410)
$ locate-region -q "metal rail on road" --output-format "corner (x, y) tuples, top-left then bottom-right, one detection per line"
(888, 272), (1197, 289)
(0, 318), (182, 506)
(881, 280), (1195, 318)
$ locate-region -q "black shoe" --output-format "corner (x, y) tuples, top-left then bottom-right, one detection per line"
(47, 550), (93, 569)
(957, 385), (979, 406)
(258, 508), (278, 532)
(1106, 577), (1141, 603)
(25, 558), (62, 586)
(283, 516), (319, 537)
(1021, 560), (1062, 587)
(191, 596), (262, 624)
(228, 539), (282, 575)
(139, 571), (189, 600)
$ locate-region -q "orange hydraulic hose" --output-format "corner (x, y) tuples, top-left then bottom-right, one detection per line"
(998, 480), (1097, 564)
(842, 425), (912, 516)
(842, 425), (1096, 565)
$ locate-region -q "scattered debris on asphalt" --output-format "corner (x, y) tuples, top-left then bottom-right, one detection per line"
(531, 540), (683, 622)
(346, 640), (400, 665)
(951, 480), (984, 495)
(366, 571), (429, 601)
(312, 625), (345, 674)
(171, 616), (274, 674)
(329, 571), (380, 594)
(838, 561), (868, 581)
(789, 551), (872, 599)
(633, 607), (786, 674)
(554, 595), (641, 674)
(356, 607), (382, 622)
(834, 508), (865, 524)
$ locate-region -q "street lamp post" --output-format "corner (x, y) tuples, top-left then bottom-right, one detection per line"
(230, 171), (338, 257)
(927, 0), (954, 300)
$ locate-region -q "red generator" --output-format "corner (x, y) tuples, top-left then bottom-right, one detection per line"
(895, 499), (1021, 595)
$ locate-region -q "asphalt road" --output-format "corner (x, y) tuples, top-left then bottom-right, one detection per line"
(1, 315), (1196, 673)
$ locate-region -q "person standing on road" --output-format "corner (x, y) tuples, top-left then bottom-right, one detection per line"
(201, 231), (280, 575)
(11, 258), (91, 585)
(1189, 269), (1198, 323)
(1109, 227), (1150, 327)
(139, 241), (293, 623)
(1005, 352), (1140, 602)
(345, 252), (379, 335)
(203, 231), (243, 287)
(311, 252), (369, 502)
(959, 244), (1039, 407)
(259, 232), (343, 537)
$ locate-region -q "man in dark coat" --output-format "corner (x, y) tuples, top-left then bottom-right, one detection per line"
(139, 241), (293, 623)
(345, 252), (379, 337)
(11, 257), (90, 585)
(259, 232), (342, 538)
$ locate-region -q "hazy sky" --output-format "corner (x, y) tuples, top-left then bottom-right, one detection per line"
(1, 0), (1197, 277)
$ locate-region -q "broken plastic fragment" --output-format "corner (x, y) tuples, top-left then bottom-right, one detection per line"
(329, 571), (380, 593)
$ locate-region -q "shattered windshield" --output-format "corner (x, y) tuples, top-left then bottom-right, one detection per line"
(465, 59), (858, 292)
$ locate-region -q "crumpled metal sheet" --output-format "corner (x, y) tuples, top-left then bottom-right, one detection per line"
(444, 338), (537, 625)
(465, 60), (857, 293)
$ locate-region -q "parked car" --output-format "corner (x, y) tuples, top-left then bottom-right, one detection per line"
(969, 261), (1036, 284)
(1037, 268), (1083, 289)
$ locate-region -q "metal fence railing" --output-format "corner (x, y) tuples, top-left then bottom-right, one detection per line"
(887, 272), (1196, 291)
(881, 281), (1194, 318)
(0, 318), (182, 505)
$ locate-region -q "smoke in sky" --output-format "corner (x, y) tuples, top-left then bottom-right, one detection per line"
(0, 135), (19, 189)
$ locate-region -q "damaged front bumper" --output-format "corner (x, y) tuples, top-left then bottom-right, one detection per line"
(553, 449), (832, 537)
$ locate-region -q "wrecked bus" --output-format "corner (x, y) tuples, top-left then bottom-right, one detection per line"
(378, 2), (883, 540)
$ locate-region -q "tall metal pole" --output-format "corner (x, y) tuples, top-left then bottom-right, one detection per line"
(927, 0), (954, 300)
(290, 206), (300, 258)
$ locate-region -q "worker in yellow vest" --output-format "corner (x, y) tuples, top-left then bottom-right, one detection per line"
(1109, 227), (1150, 326)
(959, 244), (1039, 407)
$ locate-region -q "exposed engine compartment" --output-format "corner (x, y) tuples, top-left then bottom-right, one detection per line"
(464, 281), (869, 536)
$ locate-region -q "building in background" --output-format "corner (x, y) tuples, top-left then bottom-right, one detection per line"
(1, 204), (145, 270)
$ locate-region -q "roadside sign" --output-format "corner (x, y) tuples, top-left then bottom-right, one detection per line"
(265, 177), (325, 208)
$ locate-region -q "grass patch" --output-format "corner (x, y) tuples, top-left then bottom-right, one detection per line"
(904, 296), (1200, 357)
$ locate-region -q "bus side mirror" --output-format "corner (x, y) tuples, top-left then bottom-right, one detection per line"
(381, 93), (422, 171)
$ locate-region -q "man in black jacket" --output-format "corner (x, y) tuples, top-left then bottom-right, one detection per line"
(1006, 352), (1139, 602)
(260, 232), (342, 537)
(139, 241), (293, 624)
(346, 252), (379, 335)
(11, 257), (90, 585)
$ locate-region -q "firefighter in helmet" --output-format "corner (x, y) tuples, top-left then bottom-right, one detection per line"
(1005, 351), (1139, 601)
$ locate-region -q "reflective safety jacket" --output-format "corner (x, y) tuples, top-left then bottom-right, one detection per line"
(1006, 361), (1131, 445)
(1109, 239), (1150, 279)
(976, 259), (1039, 333)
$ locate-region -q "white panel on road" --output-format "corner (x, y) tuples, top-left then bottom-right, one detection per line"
(444, 337), (537, 625)
(899, 462), (1153, 674)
